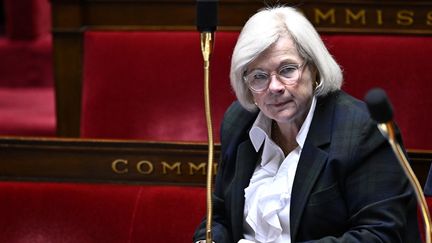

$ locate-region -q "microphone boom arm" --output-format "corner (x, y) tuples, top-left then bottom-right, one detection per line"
(200, 31), (215, 243)
(378, 122), (432, 243)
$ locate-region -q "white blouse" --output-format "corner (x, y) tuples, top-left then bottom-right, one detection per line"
(243, 97), (316, 243)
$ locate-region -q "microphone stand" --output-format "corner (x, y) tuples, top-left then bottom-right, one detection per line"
(200, 31), (215, 243)
(377, 122), (432, 243)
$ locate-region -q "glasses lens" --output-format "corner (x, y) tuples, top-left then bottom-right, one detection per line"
(245, 63), (304, 92)
(246, 70), (269, 92)
(278, 65), (300, 85)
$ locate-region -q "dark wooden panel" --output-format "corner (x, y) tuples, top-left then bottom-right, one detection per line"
(0, 137), (431, 187)
(408, 150), (432, 189)
(52, 32), (83, 137)
(55, 0), (432, 33)
(0, 137), (218, 185)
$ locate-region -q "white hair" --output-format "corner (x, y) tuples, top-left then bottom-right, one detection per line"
(230, 6), (343, 111)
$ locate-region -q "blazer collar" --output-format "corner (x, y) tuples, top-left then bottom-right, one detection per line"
(302, 92), (336, 148)
(290, 92), (338, 240)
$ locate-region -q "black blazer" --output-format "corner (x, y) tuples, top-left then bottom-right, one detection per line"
(194, 91), (420, 243)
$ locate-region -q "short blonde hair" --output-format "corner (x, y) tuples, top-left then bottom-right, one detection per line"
(230, 6), (343, 111)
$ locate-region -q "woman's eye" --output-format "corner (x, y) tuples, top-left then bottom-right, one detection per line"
(253, 72), (269, 80)
(279, 66), (297, 77)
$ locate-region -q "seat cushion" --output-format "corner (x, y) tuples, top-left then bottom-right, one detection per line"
(0, 87), (56, 136)
(0, 35), (53, 87)
(0, 181), (206, 243)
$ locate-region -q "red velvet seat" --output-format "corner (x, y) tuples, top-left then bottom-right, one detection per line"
(0, 35), (53, 87)
(0, 87), (55, 136)
(0, 0), (55, 136)
(321, 35), (432, 150)
(0, 0), (53, 87)
(0, 181), (206, 243)
(81, 31), (432, 149)
(0, 36), (55, 137)
(3, 0), (51, 40)
(81, 31), (237, 142)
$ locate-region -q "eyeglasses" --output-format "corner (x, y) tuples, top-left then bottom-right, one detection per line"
(244, 62), (307, 92)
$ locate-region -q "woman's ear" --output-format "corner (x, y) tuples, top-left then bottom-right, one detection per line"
(310, 65), (320, 90)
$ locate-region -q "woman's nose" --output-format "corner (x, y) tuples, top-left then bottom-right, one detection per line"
(268, 74), (285, 93)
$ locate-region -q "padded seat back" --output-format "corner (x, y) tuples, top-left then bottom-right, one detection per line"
(3, 0), (51, 40)
(321, 35), (432, 150)
(82, 31), (432, 149)
(81, 31), (237, 142)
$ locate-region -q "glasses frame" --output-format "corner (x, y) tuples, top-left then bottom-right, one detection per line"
(244, 61), (308, 93)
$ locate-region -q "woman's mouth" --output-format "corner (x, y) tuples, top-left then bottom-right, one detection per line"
(271, 100), (290, 108)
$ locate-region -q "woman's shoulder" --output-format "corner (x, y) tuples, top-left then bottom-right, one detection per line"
(322, 90), (371, 120)
(220, 101), (258, 150)
(222, 101), (258, 133)
(316, 90), (375, 140)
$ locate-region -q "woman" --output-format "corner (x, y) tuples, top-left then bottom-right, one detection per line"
(194, 6), (420, 243)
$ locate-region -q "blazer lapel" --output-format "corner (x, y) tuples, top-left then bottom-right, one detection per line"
(290, 144), (328, 240)
(290, 93), (337, 241)
(230, 139), (260, 242)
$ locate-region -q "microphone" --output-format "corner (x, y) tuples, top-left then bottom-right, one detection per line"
(196, 0), (218, 33)
(364, 88), (394, 139)
(364, 88), (393, 123)
(365, 88), (432, 243)
(196, 0), (218, 62)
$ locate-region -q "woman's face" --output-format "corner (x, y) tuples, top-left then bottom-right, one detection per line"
(247, 36), (316, 126)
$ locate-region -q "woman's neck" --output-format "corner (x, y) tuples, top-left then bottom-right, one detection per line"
(271, 120), (299, 156)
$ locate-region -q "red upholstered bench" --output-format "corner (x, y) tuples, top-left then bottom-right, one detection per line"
(0, 0), (55, 136)
(321, 34), (432, 150)
(81, 31), (432, 149)
(0, 181), (206, 243)
(3, 0), (51, 40)
(2, 28), (431, 243)
(80, 30), (237, 142)
(0, 87), (55, 136)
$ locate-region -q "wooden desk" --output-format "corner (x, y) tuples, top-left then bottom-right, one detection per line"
(0, 136), (215, 185)
(1, 137), (431, 187)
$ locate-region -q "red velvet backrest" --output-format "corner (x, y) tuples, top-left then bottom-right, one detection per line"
(321, 34), (432, 150)
(3, 0), (51, 40)
(81, 31), (237, 142)
(0, 182), (206, 243)
(82, 31), (432, 149)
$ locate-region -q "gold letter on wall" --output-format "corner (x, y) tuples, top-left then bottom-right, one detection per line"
(427, 11), (432, 25)
(137, 160), (154, 175)
(314, 8), (336, 24)
(189, 162), (206, 175)
(112, 159), (128, 174)
(345, 9), (366, 25)
(162, 161), (181, 175)
(397, 10), (414, 26)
